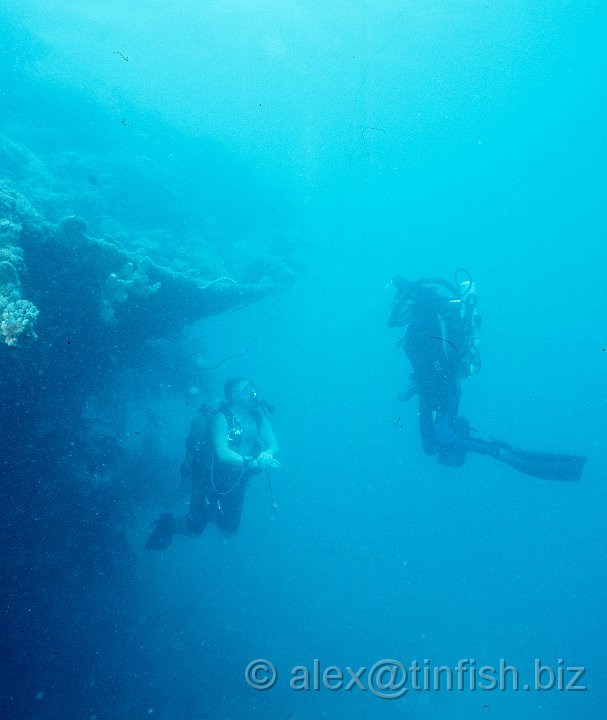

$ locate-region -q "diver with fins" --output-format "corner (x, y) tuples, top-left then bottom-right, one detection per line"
(145, 377), (280, 550)
(388, 270), (585, 482)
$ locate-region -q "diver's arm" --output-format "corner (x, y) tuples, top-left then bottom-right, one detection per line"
(211, 413), (250, 467)
(259, 414), (279, 455)
(256, 414), (281, 468)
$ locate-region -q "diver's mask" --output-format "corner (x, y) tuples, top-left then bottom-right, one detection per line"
(235, 383), (258, 406)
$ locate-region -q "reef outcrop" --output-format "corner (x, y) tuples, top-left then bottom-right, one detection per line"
(0, 218), (40, 346)
(0, 182), (286, 349)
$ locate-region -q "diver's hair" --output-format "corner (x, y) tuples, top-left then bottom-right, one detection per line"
(223, 377), (252, 400)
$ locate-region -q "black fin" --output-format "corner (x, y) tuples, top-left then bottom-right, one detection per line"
(496, 443), (585, 482)
(145, 513), (175, 550)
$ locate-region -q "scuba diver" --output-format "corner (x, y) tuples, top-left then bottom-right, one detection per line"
(146, 377), (280, 550)
(388, 271), (585, 481)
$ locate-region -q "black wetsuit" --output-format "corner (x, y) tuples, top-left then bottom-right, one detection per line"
(396, 285), (471, 465)
(187, 405), (262, 535)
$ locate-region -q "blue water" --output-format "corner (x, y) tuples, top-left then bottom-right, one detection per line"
(1, 2), (605, 718)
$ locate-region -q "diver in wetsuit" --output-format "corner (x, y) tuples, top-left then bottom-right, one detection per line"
(388, 272), (585, 481)
(389, 276), (471, 465)
(146, 377), (280, 550)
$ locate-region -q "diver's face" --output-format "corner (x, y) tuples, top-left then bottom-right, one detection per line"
(231, 381), (258, 407)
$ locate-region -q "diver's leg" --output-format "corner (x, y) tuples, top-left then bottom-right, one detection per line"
(216, 483), (247, 536)
(434, 383), (469, 466)
(145, 497), (211, 550)
(145, 473), (214, 549)
(446, 382), (461, 423)
(435, 411), (501, 466)
(465, 435), (500, 457)
(436, 416), (469, 466)
(184, 484), (211, 535)
(418, 395), (438, 455)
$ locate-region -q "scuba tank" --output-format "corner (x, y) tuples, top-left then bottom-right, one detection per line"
(456, 271), (482, 377)
(388, 270), (482, 377)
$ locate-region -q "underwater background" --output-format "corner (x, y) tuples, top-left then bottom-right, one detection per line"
(1, 1), (605, 718)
